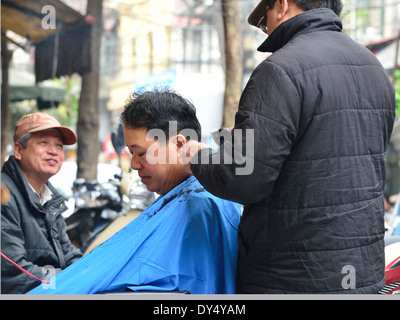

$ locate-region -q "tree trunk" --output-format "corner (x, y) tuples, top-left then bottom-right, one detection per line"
(1, 38), (12, 167)
(76, 0), (103, 180)
(221, 0), (243, 129)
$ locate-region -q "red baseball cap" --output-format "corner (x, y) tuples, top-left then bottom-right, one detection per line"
(13, 112), (77, 145)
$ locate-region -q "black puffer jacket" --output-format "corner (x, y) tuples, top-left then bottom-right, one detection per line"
(191, 9), (396, 293)
(1, 156), (82, 294)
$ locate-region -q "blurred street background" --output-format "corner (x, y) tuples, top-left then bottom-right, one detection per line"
(1, 0), (400, 198)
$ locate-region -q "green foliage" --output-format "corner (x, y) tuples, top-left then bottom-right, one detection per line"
(10, 77), (80, 133)
(46, 77), (80, 128)
(395, 69), (400, 117)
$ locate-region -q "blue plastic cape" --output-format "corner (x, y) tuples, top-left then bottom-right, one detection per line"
(28, 176), (242, 294)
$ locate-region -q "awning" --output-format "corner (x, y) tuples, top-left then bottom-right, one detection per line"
(1, 0), (84, 44)
(9, 68), (66, 109)
(1, 0), (91, 82)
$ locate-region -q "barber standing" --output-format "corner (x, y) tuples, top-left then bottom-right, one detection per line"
(183, 0), (396, 293)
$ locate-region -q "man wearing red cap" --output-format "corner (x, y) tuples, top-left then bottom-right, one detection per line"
(1, 112), (82, 294)
(183, 0), (396, 293)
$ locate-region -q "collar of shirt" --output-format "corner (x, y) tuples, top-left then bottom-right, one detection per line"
(28, 183), (53, 205)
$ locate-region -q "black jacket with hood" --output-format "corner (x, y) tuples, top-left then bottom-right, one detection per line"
(1, 156), (82, 294)
(191, 9), (396, 293)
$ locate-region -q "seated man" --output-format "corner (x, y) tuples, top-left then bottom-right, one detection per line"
(1, 112), (82, 294)
(28, 88), (242, 294)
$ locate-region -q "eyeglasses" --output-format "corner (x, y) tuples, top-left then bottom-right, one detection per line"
(257, 7), (270, 34)
(257, 16), (268, 34)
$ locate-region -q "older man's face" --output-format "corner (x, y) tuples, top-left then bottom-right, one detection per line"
(14, 129), (65, 186)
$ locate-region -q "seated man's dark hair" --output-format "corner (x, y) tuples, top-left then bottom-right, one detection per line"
(120, 87), (202, 142)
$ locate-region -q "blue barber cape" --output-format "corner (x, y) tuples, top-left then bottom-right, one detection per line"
(28, 176), (242, 294)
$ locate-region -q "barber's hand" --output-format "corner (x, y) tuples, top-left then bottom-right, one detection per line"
(179, 140), (208, 174)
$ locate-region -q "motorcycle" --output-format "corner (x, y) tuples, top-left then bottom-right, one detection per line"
(380, 238), (400, 295)
(386, 193), (400, 237)
(64, 173), (124, 252)
(79, 171), (156, 254)
(381, 194), (400, 294)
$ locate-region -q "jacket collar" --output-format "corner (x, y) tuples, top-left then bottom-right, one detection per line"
(2, 155), (60, 211)
(258, 8), (342, 53)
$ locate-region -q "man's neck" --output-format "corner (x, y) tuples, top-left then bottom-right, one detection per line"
(27, 181), (53, 205)
(22, 173), (47, 195)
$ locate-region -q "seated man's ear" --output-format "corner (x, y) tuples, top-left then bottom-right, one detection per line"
(174, 134), (187, 150)
(14, 142), (23, 161)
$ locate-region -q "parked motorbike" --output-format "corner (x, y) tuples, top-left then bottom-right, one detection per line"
(386, 193), (400, 237)
(64, 168), (157, 253)
(64, 174), (123, 252)
(382, 194), (400, 294)
(380, 238), (400, 295)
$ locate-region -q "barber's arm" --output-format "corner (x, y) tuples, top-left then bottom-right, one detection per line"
(189, 61), (301, 205)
